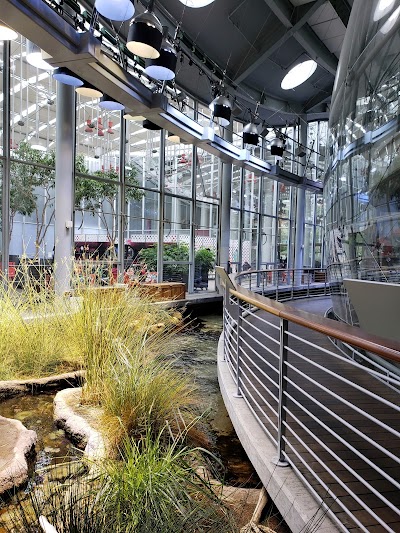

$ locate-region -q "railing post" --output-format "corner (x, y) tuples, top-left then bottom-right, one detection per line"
(234, 299), (243, 398)
(272, 317), (289, 467)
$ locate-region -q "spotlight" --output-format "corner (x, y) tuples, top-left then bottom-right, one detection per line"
(126, 0), (163, 59)
(76, 81), (103, 98)
(270, 137), (286, 157)
(242, 122), (259, 146)
(209, 95), (231, 127)
(95, 0), (134, 21)
(52, 67), (83, 86)
(99, 94), (125, 110)
(143, 119), (162, 130)
(26, 40), (54, 70)
(144, 26), (177, 81)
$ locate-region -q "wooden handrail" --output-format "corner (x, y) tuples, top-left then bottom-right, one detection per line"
(230, 285), (400, 365)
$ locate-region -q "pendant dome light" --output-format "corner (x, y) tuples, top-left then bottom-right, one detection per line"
(52, 67), (83, 86)
(143, 119), (162, 130)
(144, 26), (177, 81)
(281, 59), (317, 90)
(95, 0), (134, 21)
(243, 122), (259, 146)
(99, 94), (125, 110)
(0, 23), (17, 40)
(209, 95), (232, 127)
(269, 136), (286, 157)
(126, 0), (163, 59)
(178, 0), (215, 7)
(76, 81), (103, 98)
(167, 131), (180, 143)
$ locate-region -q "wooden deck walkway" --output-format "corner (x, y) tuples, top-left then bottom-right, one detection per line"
(238, 297), (400, 532)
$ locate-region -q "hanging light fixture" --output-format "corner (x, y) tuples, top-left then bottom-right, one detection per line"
(126, 0), (163, 59)
(143, 119), (162, 130)
(52, 67), (83, 86)
(0, 23), (17, 40)
(99, 94), (125, 110)
(26, 40), (54, 70)
(167, 131), (180, 143)
(178, 0), (215, 7)
(95, 0), (134, 21)
(76, 81), (103, 98)
(209, 95), (231, 127)
(144, 26), (177, 81)
(269, 137), (286, 157)
(243, 122), (259, 146)
(123, 113), (146, 121)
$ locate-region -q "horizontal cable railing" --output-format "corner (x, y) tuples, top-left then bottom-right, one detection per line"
(234, 267), (330, 301)
(216, 267), (400, 532)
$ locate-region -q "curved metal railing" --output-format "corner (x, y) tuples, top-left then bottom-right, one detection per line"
(216, 266), (400, 532)
(234, 267), (330, 301)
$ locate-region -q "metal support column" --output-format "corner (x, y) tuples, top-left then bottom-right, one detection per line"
(218, 123), (233, 286)
(157, 129), (165, 282)
(54, 82), (75, 295)
(117, 110), (126, 281)
(1, 41), (11, 284)
(272, 317), (289, 466)
(294, 117), (307, 285)
(188, 143), (196, 293)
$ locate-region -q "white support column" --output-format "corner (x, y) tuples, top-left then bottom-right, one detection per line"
(54, 83), (75, 295)
(218, 124), (233, 277)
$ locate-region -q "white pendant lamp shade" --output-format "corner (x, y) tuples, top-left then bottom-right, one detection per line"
(127, 9), (163, 59)
(144, 28), (177, 81)
(76, 82), (103, 98)
(26, 40), (54, 70)
(99, 94), (125, 110)
(167, 131), (180, 143)
(53, 67), (83, 87)
(210, 95), (231, 127)
(178, 0), (215, 7)
(95, 0), (134, 21)
(281, 60), (317, 90)
(243, 122), (259, 146)
(0, 24), (17, 40)
(123, 113), (146, 121)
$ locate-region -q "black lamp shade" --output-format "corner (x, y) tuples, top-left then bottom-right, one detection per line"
(143, 119), (161, 130)
(271, 145), (284, 156)
(270, 137), (285, 156)
(127, 12), (163, 59)
(243, 132), (258, 145)
(145, 47), (177, 81)
(214, 103), (231, 124)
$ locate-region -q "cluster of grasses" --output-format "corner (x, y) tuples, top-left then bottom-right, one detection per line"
(0, 269), (237, 532)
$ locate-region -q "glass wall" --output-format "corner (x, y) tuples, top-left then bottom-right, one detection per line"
(0, 32), (324, 291)
(326, 1), (400, 322)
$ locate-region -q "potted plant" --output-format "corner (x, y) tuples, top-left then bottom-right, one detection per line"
(194, 248), (215, 290)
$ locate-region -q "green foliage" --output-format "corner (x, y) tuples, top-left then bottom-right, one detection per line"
(6, 142), (56, 252)
(75, 164), (144, 244)
(138, 244), (215, 278)
(195, 248), (215, 273)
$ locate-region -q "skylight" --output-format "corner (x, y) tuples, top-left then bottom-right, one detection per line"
(281, 60), (317, 90)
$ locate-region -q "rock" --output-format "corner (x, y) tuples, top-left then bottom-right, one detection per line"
(53, 388), (106, 461)
(0, 415), (37, 495)
(0, 371), (85, 401)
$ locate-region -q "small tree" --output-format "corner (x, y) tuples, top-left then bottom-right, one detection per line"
(75, 165), (144, 254)
(8, 142), (56, 258)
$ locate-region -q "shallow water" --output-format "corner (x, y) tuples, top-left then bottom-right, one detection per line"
(0, 312), (258, 499)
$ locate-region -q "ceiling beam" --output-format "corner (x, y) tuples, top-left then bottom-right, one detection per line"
(303, 86), (332, 112)
(264, 0), (338, 75)
(234, 0), (326, 84)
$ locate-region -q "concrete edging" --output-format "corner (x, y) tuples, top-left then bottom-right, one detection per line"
(217, 334), (339, 533)
(0, 371), (85, 401)
(53, 388), (106, 461)
(0, 416), (37, 495)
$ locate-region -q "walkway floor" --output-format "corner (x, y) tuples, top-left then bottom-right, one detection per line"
(236, 296), (400, 532)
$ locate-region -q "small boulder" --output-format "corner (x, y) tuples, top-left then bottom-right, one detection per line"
(0, 415), (37, 495)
